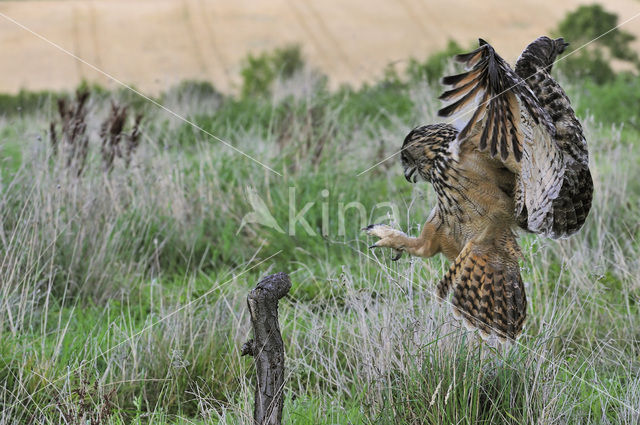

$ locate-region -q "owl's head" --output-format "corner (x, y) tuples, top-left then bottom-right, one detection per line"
(400, 124), (458, 183)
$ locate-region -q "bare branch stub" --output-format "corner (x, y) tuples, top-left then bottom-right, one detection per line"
(242, 272), (291, 425)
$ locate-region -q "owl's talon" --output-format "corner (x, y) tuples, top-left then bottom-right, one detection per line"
(364, 224), (407, 260)
(364, 223), (396, 238)
(362, 224), (381, 233)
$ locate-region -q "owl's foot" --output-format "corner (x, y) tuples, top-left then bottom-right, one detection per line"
(363, 224), (406, 261)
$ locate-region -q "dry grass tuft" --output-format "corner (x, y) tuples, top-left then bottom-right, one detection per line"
(50, 89), (90, 176)
(100, 102), (144, 172)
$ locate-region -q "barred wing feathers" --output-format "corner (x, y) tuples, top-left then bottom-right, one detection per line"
(438, 39), (565, 236)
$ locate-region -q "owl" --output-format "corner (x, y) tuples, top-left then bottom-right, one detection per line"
(365, 37), (593, 340)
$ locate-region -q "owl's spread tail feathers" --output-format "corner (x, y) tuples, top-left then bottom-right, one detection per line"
(437, 240), (526, 341)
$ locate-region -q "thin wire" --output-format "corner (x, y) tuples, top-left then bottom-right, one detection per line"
(3, 4), (639, 417)
(356, 9), (640, 177)
(15, 250), (282, 405)
(351, 240), (640, 414)
(0, 12), (283, 177)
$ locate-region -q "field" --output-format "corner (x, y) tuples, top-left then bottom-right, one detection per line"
(2, 0), (640, 95)
(2, 41), (640, 424)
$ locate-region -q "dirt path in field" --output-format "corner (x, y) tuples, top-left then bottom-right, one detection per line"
(1, 0), (639, 95)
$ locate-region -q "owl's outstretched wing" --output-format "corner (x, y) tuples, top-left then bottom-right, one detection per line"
(438, 39), (566, 236)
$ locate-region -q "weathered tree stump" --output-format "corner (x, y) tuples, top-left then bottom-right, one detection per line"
(241, 272), (291, 425)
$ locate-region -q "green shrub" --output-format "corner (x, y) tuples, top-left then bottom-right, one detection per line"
(240, 44), (305, 98)
(0, 89), (57, 116)
(555, 4), (639, 84)
(558, 49), (615, 85)
(406, 40), (465, 84)
(572, 72), (640, 126)
(160, 80), (222, 105)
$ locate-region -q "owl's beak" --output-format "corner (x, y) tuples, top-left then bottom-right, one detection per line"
(404, 167), (418, 183)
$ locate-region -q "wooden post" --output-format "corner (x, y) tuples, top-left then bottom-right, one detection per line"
(241, 272), (291, 425)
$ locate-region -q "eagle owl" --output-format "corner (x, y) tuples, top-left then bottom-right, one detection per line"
(366, 37), (593, 340)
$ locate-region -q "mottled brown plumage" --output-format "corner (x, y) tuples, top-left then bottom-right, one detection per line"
(366, 36), (593, 341)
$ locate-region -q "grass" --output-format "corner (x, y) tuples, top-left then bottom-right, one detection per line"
(1, 50), (640, 424)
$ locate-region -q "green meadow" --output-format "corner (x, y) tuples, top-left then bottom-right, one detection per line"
(2, 6), (640, 423)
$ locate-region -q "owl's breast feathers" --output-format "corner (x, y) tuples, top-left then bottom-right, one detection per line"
(411, 125), (517, 238)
